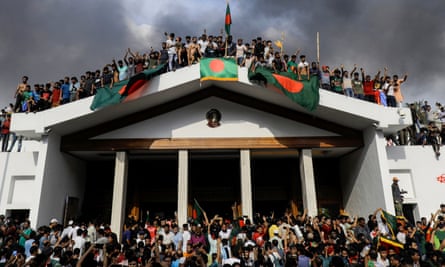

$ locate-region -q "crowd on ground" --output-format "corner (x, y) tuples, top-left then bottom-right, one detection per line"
(1, 203), (445, 267)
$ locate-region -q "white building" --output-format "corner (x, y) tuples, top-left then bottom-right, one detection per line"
(0, 65), (444, 235)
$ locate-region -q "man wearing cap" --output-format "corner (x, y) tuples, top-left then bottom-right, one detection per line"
(391, 177), (404, 216)
(61, 220), (74, 239)
(269, 229), (283, 250)
(49, 218), (58, 228)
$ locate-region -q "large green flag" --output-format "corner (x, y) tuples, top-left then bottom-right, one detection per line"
(90, 64), (165, 110)
(200, 58), (238, 82)
(248, 66), (320, 111)
(380, 209), (402, 239)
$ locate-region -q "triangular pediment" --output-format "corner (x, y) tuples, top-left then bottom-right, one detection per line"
(94, 96), (338, 140)
(61, 87), (362, 152)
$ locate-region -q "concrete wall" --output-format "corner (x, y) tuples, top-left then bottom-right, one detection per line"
(0, 152), (39, 220)
(340, 127), (394, 216)
(34, 134), (87, 227)
(386, 145), (445, 218)
(0, 133), (86, 227)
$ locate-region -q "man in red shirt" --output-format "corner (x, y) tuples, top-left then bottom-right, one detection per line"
(361, 68), (381, 103)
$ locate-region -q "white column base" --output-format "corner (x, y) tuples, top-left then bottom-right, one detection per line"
(177, 150), (189, 226)
(110, 152), (128, 242)
(240, 149), (253, 220)
(299, 149), (318, 217)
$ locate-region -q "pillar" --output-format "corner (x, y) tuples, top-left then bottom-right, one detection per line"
(110, 151), (128, 242)
(177, 150), (189, 226)
(240, 149), (253, 220)
(299, 149), (318, 217)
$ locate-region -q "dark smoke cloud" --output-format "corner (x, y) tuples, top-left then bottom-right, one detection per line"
(0, 0), (444, 109)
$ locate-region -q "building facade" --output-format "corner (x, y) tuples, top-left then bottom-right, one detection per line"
(0, 65), (443, 235)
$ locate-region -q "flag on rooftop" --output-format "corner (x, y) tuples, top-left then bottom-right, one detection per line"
(274, 40), (283, 50)
(90, 64), (165, 110)
(225, 2), (232, 36)
(200, 58), (238, 82)
(248, 66), (320, 111)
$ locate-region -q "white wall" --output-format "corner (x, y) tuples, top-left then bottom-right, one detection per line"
(386, 145), (445, 218)
(96, 97), (338, 139)
(340, 127), (394, 216)
(0, 152), (39, 219)
(33, 134), (87, 227)
(0, 134), (87, 227)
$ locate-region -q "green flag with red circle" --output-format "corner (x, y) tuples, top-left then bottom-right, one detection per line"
(200, 58), (238, 82)
(248, 66), (320, 111)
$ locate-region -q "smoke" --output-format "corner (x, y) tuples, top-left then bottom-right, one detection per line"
(0, 0), (444, 108)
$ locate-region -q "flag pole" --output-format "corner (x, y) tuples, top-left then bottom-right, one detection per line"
(317, 32), (320, 64)
(281, 32), (285, 55)
(225, 36), (228, 57)
(224, 0), (229, 57)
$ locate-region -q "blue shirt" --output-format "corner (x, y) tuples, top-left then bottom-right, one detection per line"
(61, 83), (70, 100)
(299, 255), (311, 267)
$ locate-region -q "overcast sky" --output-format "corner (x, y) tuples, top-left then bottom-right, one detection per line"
(1, 0), (444, 110)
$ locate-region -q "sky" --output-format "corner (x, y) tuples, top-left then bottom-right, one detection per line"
(1, 0), (444, 110)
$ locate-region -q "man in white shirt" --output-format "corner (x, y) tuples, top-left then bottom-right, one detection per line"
(166, 33), (177, 72)
(182, 223), (191, 252)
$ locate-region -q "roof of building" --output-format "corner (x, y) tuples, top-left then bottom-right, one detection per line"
(11, 64), (412, 140)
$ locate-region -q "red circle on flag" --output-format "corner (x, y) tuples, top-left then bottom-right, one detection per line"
(209, 59), (225, 73)
(437, 174), (445, 183)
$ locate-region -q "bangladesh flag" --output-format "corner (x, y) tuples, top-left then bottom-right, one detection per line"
(192, 199), (204, 225)
(200, 58), (238, 82)
(225, 2), (232, 36)
(248, 66), (319, 111)
(90, 63), (165, 110)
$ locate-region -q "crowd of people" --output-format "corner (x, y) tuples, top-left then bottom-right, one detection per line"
(0, 31), (443, 152)
(3, 31), (413, 114)
(386, 101), (444, 158)
(1, 203), (445, 267)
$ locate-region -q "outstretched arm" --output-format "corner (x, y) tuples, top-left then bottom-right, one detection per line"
(301, 208), (307, 223)
(124, 50), (130, 65)
(402, 73), (408, 82)
(127, 48), (136, 58)
(76, 245), (95, 267)
(374, 69), (381, 81)
(350, 64), (357, 76)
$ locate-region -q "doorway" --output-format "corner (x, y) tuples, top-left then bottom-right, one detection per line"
(189, 151), (240, 218)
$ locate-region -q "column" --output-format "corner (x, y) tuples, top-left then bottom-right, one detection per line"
(177, 150), (189, 226)
(110, 151), (128, 242)
(240, 149), (253, 220)
(299, 149), (318, 217)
